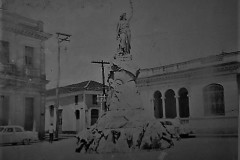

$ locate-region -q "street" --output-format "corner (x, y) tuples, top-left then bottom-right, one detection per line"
(0, 136), (237, 160)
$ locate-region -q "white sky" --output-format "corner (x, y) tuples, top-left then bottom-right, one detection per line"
(4, 0), (238, 89)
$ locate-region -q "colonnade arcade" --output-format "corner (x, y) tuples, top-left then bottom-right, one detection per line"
(153, 88), (190, 119)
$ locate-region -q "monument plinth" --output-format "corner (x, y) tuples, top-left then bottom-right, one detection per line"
(75, 50), (174, 153)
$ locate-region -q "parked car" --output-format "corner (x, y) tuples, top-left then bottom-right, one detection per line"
(160, 119), (192, 138)
(178, 119), (193, 136)
(0, 125), (38, 145)
(160, 119), (180, 139)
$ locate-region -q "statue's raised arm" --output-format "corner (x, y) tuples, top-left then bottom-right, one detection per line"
(128, 0), (133, 23)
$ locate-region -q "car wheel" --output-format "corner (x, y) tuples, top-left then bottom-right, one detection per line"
(23, 139), (30, 145)
(180, 134), (189, 138)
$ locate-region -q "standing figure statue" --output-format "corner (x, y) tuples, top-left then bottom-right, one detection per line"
(116, 0), (133, 55)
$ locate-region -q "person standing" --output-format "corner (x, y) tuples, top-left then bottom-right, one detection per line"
(49, 123), (54, 143)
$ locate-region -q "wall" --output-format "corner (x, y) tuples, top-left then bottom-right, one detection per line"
(85, 94), (98, 108)
(45, 93), (87, 133)
(2, 31), (42, 71)
(0, 88), (42, 131)
(138, 68), (239, 134)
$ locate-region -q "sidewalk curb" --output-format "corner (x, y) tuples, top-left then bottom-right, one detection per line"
(193, 134), (238, 138)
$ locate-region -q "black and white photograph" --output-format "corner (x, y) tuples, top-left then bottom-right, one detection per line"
(0, 0), (239, 159)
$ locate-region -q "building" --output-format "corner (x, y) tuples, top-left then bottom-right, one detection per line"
(45, 80), (105, 133)
(0, 9), (52, 138)
(137, 51), (240, 134)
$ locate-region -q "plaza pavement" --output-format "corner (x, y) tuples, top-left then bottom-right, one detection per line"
(0, 136), (238, 160)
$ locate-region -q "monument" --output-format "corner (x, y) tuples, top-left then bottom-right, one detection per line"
(75, 0), (174, 153)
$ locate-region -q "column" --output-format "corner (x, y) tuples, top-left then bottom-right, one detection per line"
(8, 95), (12, 125)
(175, 95), (180, 118)
(162, 97), (166, 118)
(82, 92), (87, 129)
(150, 98), (154, 118)
(80, 107), (85, 132)
(187, 94), (191, 117)
(40, 41), (45, 76)
(39, 93), (45, 139)
(89, 109), (92, 126)
(0, 96), (3, 125)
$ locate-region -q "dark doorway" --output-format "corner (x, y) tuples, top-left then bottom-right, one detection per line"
(75, 110), (80, 120)
(75, 110), (80, 133)
(165, 89), (176, 118)
(0, 95), (9, 125)
(24, 97), (34, 131)
(179, 88), (190, 118)
(153, 91), (163, 118)
(91, 109), (99, 125)
(49, 105), (54, 117)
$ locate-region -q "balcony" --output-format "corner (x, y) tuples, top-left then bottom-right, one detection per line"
(0, 63), (17, 75)
(23, 66), (40, 77)
(0, 63), (41, 78)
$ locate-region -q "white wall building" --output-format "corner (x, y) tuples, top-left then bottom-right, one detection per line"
(137, 52), (239, 134)
(45, 80), (104, 133)
(0, 9), (51, 139)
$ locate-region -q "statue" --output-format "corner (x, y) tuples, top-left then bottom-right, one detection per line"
(116, 0), (133, 55)
(75, 0), (175, 153)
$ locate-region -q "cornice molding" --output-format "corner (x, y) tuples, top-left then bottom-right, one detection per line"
(139, 51), (240, 79)
(46, 90), (102, 100)
(137, 62), (240, 87)
(2, 20), (52, 41)
(0, 73), (47, 90)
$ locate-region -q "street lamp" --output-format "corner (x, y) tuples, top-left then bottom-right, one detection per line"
(97, 94), (107, 115)
(91, 60), (110, 112)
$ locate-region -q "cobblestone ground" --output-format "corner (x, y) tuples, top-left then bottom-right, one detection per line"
(0, 136), (237, 160)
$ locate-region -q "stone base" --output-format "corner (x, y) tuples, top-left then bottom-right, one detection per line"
(75, 110), (174, 153)
(114, 54), (132, 61)
(76, 98), (175, 152)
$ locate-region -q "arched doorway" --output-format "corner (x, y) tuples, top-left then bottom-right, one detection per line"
(153, 91), (163, 118)
(165, 89), (176, 118)
(91, 109), (99, 125)
(178, 88), (190, 118)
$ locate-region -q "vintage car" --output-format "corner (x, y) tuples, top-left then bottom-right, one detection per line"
(0, 125), (38, 145)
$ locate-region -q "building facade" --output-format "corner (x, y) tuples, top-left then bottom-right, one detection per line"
(137, 52), (240, 134)
(0, 9), (51, 138)
(45, 81), (104, 134)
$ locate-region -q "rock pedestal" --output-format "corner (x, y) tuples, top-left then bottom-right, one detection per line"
(75, 54), (175, 153)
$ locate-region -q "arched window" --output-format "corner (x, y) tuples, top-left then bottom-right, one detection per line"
(203, 84), (225, 116)
(165, 89), (176, 118)
(178, 88), (190, 118)
(91, 109), (99, 125)
(153, 91), (163, 118)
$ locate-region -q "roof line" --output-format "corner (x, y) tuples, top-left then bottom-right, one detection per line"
(84, 80), (91, 89)
(140, 51), (240, 71)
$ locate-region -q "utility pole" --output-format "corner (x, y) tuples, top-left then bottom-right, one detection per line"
(91, 60), (110, 112)
(55, 32), (71, 140)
